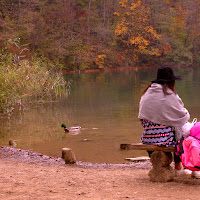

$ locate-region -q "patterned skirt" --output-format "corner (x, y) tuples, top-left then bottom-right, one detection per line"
(140, 119), (176, 147)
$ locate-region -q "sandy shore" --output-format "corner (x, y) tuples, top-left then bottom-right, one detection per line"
(0, 146), (200, 200)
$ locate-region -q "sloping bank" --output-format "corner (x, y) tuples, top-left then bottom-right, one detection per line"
(0, 146), (151, 169)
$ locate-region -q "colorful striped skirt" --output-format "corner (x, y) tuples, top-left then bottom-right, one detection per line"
(140, 119), (176, 147)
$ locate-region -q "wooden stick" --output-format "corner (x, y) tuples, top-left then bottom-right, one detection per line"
(120, 143), (175, 152)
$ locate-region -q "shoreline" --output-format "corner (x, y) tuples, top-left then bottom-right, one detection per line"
(0, 145), (151, 169)
(62, 64), (195, 75)
(62, 66), (153, 74)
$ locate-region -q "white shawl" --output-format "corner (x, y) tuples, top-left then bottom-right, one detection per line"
(138, 83), (190, 127)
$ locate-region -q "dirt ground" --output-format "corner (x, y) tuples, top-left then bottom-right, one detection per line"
(0, 146), (200, 200)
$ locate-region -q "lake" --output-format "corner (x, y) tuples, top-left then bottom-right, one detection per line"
(1, 66), (200, 163)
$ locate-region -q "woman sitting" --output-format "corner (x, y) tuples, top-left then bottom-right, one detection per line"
(138, 66), (190, 174)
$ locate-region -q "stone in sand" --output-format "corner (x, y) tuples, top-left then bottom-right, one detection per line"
(62, 148), (76, 164)
(148, 151), (175, 182)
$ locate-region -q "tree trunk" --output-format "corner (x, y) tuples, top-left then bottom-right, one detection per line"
(87, 0), (91, 35)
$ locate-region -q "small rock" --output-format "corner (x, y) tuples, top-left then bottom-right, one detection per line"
(9, 140), (17, 147)
(62, 148), (76, 164)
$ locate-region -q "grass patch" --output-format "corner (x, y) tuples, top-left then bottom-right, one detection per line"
(0, 56), (69, 113)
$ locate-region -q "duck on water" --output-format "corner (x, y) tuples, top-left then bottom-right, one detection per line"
(61, 124), (81, 133)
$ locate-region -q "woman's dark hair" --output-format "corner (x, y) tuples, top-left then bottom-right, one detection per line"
(143, 81), (176, 95)
(163, 80), (176, 94)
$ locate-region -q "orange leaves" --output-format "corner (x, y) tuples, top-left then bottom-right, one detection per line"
(115, 17), (128, 36)
(164, 0), (171, 4)
(145, 27), (161, 40)
(148, 48), (161, 56)
(115, 0), (165, 59)
(115, 0), (148, 39)
(95, 54), (107, 69)
(113, 12), (120, 17)
(130, 0), (141, 10)
(119, 0), (128, 8)
(130, 36), (149, 51)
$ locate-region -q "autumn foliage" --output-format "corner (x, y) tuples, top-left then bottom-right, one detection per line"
(115, 0), (166, 61)
(0, 0), (200, 69)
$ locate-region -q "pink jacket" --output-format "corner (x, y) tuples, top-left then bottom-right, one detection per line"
(181, 122), (200, 171)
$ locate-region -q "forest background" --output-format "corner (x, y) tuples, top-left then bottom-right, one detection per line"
(0, 0), (200, 112)
(1, 0), (200, 70)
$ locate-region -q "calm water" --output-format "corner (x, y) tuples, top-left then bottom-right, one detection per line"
(1, 66), (200, 163)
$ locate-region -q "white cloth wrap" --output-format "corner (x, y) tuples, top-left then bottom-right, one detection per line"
(138, 83), (190, 140)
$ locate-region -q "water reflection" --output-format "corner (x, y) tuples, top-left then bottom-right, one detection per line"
(1, 66), (200, 163)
